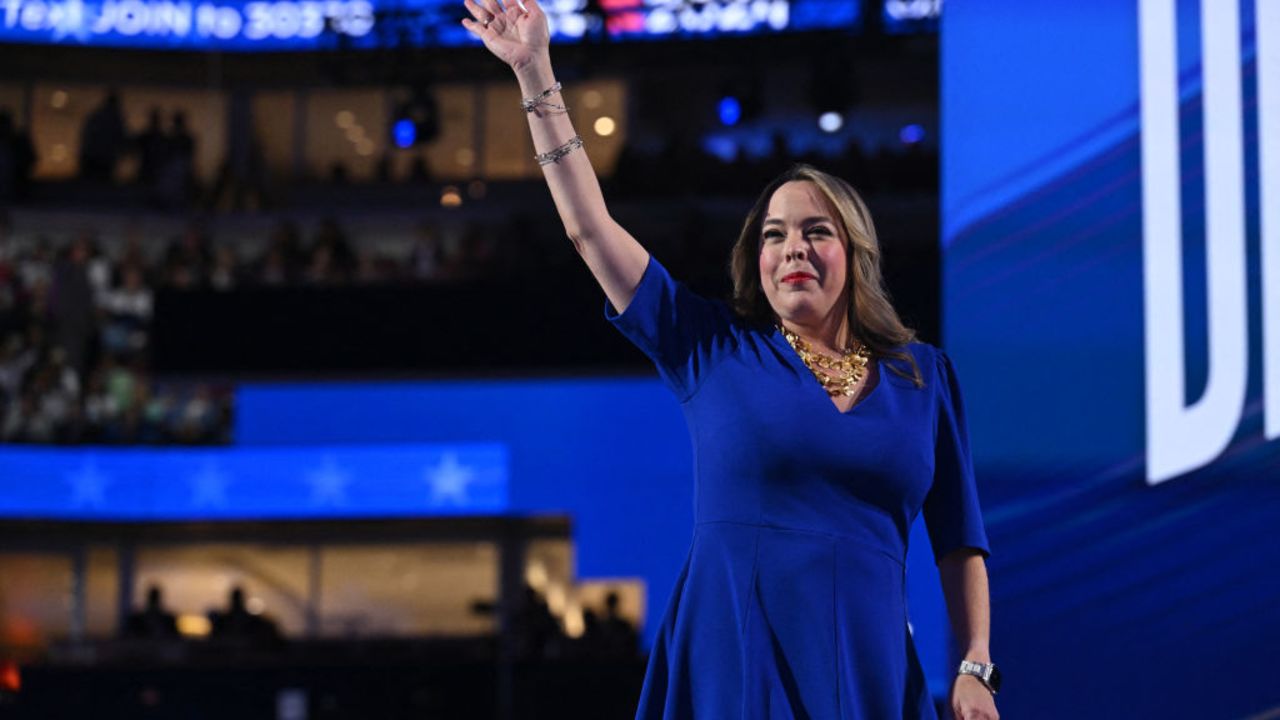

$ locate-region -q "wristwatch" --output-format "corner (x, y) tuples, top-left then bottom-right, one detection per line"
(957, 660), (1001, 695)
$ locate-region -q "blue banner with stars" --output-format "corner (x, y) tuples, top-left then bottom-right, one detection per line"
(0, 444), (507, 519)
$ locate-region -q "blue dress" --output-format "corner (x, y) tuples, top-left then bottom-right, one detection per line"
(606, 256), (990, 720)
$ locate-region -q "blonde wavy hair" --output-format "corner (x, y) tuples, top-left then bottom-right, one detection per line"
(729, 164), (923, 387)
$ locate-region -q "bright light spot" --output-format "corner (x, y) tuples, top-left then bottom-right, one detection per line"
(818, 112), (844, 133)
(345, 125), (366, 142)
(582, 89), (604, 109)
(392, 118), (416, 148)
(525, 561), (548, 590)
(335, 110), (355, 129)
(899, 123), (926, 144)
(440, 186), (463, 207)
(50, 90), (68, 109)
(558, 13), (586, 36)
(545, 583), (566, 614)
(177, 614), (212, 637)
(455, 148), (475, 167)
(594, 116), (616, 137)
(247, 596), (265, 615)
(51, 144), (68, 163)
(467, 180), (487, 199)
(563, 602), (585, 638)
(355, 139), (375, 156)
(718, 96), (741, 127)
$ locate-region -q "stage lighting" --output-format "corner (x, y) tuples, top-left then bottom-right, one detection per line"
(393, 118), (416, 148)
(388, 91), (440, 148)
(719, 96), (742, 127)
(818, 112), (844, 133)
(899, 123), (925, 144)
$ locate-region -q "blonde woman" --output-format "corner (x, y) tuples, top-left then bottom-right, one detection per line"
(463, 2), (998, 718)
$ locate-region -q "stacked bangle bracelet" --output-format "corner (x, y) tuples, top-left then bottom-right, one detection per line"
(521, 81), (567, 113)
(524, 81), (584, 165)
(535, 135), (584, 166)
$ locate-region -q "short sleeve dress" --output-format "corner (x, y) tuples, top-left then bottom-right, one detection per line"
(606, 256), (990, 720)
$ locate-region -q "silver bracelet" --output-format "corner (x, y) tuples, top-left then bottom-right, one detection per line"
(521, 81), (567, 113)
(535, 135), (584, 166)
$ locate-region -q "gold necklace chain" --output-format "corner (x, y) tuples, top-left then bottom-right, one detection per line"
(778, 326), (871, 398)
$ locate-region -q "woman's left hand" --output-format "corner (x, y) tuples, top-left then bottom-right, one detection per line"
(950, 674), (999, 720)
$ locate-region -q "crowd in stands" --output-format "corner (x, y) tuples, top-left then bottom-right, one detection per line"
(0, 85), (938, 447)
(0, 212), (233, 445)
(0, 205), (556, 445)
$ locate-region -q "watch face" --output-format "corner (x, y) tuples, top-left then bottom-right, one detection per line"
(988, 665), (1002, 693)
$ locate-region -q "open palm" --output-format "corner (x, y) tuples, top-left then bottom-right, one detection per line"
(462, 0), (550, 70)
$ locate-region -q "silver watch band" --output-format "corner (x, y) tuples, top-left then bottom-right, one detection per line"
(957, 660), (998, 695)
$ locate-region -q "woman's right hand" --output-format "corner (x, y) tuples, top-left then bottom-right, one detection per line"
(461, 0), (550, 71)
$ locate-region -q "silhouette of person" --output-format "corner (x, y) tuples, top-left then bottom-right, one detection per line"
(598, 590), (638, 657)
(124, 585), (179, 639)
(79, 91), (127, 183)
(208, 586), (281, 643)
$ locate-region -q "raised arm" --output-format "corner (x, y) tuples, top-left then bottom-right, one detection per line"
(462, 0), (650, 312)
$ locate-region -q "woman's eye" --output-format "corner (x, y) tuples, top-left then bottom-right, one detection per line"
(762, 231), (783, 242)
(806, 227), (831, 236)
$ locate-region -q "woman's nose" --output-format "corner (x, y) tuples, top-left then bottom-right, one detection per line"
(783, 234), (806, 261)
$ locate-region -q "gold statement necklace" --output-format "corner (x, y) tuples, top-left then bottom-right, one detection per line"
(778, 325), (871, 398)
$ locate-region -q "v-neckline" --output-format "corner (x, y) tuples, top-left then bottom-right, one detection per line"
(770, 327), (883, 416)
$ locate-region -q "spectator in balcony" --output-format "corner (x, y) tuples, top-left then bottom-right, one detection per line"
(100, 263), (153, 355)
(209, 587), (281, 643)
(598, 590), (638, 657)
(16, 237), (52, 295)
(82, 365), (121, 442)
(408, 223), (446, 282)
(158, 110), (197, 208)
(210, 245), (239, 291)
(307, 218), (356, 284)
(18, 349), (79, 443)
(0, 334), (34, 407)
(257, 220), (304, 285)
(163, 224), (213, 288)
(79, 91), (127, 183)
(49, 238), (95, 377)
(0, 240), (20, 340)
(1, 391), (42, 442)
(124, 585), (180, 639)
(0, 109), (36, 202)
(173, 384), (219, 443)
(135, 107), (168, 189)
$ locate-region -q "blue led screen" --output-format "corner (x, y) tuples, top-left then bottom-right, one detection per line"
(881, 0), (937, 34)
(0, 0), (858, 50)
(944, 1), (1279, 717)
(0, 444), (508, 519)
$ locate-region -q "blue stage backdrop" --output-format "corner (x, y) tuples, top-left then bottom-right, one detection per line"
(944, 1), (1279, 717)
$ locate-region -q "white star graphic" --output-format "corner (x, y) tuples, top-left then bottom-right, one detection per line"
(425, 453), (474, 507)
(49, 0), (93, 43)
(189, 460), (231, 509)
(307, 455), (350, 507)
(66, 458), (110, 509)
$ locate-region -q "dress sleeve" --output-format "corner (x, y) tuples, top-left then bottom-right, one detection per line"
(922, 349), (991, 563)
(605, 254), (737, 401)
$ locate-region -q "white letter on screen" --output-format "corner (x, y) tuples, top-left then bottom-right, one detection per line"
(1261, 0), (1280, 440)
(1140, 0), (1248, 484)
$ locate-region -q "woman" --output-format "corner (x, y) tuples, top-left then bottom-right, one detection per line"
(462, 3), (999, 718)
